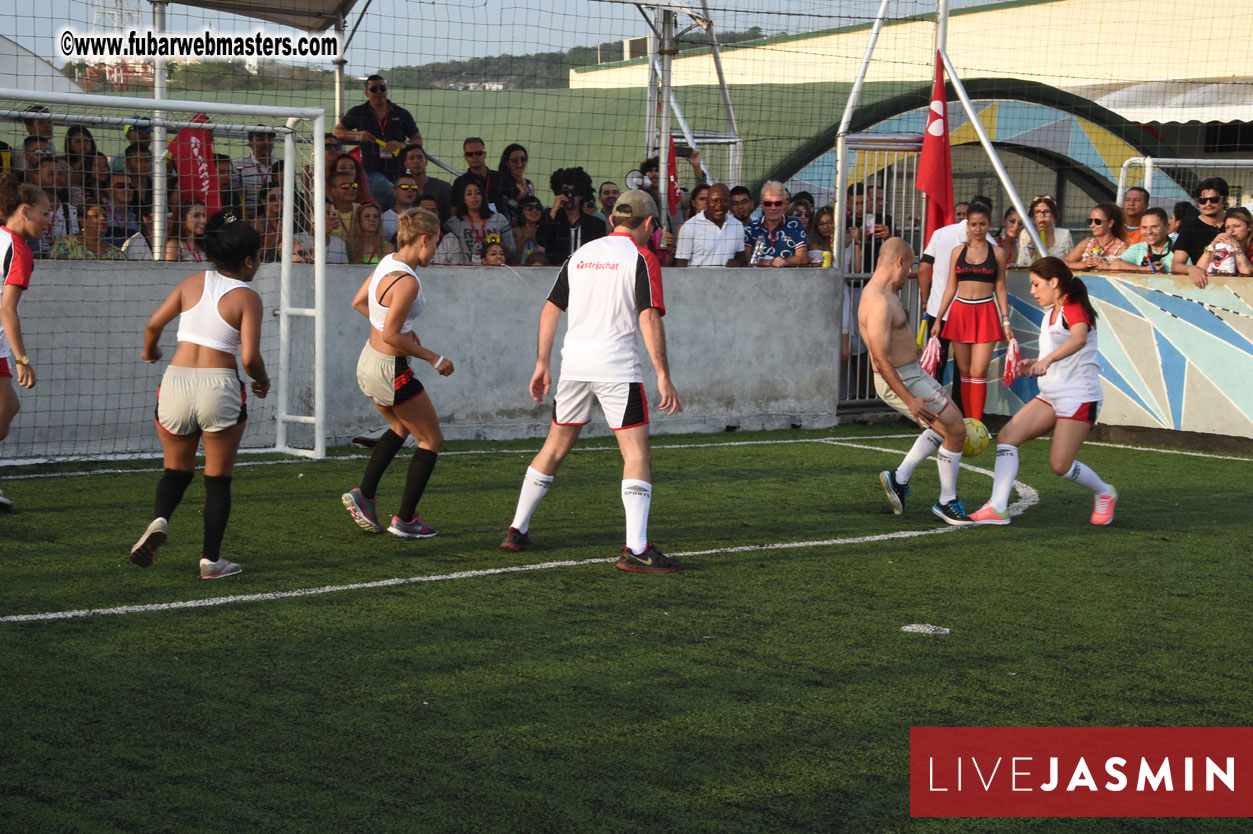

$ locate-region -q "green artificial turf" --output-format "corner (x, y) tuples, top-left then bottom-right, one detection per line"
(1, 426), (1250, 833)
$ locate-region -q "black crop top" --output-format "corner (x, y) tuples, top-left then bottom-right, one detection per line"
(955, 244), (997, 284)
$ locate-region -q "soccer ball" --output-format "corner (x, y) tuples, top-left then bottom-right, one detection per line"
(963, 417), (991, 457)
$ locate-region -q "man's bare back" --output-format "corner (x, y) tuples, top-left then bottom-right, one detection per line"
(858, 237), (920, 373)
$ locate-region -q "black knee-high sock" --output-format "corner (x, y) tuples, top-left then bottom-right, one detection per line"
(397, 449), (438, 522)
(154, 468), (194, 520)
(202, 475), (232, 560)
(359, 429), (406, 500)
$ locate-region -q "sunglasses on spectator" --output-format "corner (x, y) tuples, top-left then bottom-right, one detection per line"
(395, 184), (419, 191)
(761, 200), (786, 207)
(523, 203), (541, 210)
(1087, 217), (1106, 225)
(338, 183), (359, 190)
(368, 85), (387, 93)
(266, 194), (281, 202)
(509, 156), (527, 164)
(1198, 196), (1224, 205)
(465, 150), (485, 157)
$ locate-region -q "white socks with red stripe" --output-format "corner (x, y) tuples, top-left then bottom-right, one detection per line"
(622, 479), (652, 555)
(510, 466), (553, 534)
(1064, 461), (1111, 496)
(990, 444), (1019, 511)
(936, 447), (962, 503)
(899, 429), (943, 483)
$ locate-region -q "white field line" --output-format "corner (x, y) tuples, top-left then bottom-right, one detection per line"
(1, 437), (1038, 624)
(0, 435), (917, 482)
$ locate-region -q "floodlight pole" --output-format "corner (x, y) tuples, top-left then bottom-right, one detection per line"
(834, 0), (893, 275)
(151, 0), (168, 260)
(657, 7), (675, 223)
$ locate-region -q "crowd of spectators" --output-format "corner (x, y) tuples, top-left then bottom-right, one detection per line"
(6, 81), (1248, 283)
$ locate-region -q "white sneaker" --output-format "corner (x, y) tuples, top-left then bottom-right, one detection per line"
(0, 488), (13, 512)
(130, 517), (169, 567)
(200, 556), (242, 579)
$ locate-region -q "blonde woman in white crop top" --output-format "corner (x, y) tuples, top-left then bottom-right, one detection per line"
(132, 209), (270, 580)
(343, 207), (456, 539)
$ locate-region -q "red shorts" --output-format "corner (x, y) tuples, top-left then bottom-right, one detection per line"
(1037, 395), (1100, 425)
(0, 358), (9, 378)
(941, 297), (1004, 343)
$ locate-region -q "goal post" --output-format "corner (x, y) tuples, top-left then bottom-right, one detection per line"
(0, 88), (326, 463)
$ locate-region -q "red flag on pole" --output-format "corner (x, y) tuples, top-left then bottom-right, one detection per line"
(666, 136), (681, 217)
(916, 52), (954, 247)
(169, 113), (221, 216)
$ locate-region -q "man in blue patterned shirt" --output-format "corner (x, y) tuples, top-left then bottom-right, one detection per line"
(744, 180), (809, 267)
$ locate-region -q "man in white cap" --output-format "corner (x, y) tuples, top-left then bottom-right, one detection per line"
(500, 190), (685, 572)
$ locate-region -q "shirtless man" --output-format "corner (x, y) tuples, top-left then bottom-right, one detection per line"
(858, 237), (975, 526)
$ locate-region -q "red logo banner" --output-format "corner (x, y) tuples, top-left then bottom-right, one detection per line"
(911, 727), (1252, 817)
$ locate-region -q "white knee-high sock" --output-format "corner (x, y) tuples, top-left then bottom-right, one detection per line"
(510, 466), (553, 533)
(1063, 461), (1111, 496)
(936, 447), (962, 503)
(898, 429), (943, 483)
(622, 479), (652, 554)
(990, 444), (1019, 511)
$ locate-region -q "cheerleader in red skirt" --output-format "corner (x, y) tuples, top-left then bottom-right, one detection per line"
(931, 204), (1012, 421)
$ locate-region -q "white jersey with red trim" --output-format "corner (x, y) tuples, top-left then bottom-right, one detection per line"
(0, 226), (35, 359)
(1037, 300), (1102, 403)
(547, 231), (665, 383)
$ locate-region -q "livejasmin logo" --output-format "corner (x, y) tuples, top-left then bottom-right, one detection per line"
(927, 753), (1234, 793)
(910, 727), (1253, 817)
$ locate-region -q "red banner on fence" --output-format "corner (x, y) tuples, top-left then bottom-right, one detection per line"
(169, 112), (221, 216)
(911, 727), (1253, 817)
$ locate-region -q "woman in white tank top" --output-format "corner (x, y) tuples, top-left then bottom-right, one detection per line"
(342, 207), (456, 539)
(132, 209), (270, 580)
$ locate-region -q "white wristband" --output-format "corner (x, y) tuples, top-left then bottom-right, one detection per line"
(433, 355), (444, 368)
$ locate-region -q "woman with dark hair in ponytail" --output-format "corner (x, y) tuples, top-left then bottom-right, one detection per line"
(970, 257), (1118, 527)
(0, 174), (51, 511)
(131, 209), (270, 579)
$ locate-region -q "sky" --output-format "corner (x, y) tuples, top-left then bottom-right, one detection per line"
(9, 0), (1005, 72)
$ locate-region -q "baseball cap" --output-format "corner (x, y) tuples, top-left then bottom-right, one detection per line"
(125, 115), (152, 135)
(611, 189), (658, 221)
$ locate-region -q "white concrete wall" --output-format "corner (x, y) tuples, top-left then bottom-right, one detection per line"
(9, 262), (844, 459)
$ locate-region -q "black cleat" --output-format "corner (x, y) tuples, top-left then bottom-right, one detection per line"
(879, 470), (909, 515)
(500, 527), (533, 552)
(616, 543), (683, 573)
(932, 499), (976, 527)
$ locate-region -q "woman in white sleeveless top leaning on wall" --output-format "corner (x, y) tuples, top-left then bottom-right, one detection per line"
(131, 209), (270, 579)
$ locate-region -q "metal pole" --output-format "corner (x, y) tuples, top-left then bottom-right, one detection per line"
(645, 9), (659, 159)
(936, 0), (949, 55)
(836, 0), (893, 140)
(151, 0), (167, 261)
(333, 13), (346, 129)
(312, 113), (327, 459)
(698, 0), (740, 143)
(658, 9), (675, 223)
(1145, 158), (1155, 197)
(277, 127), (297, 452)
(939, 51), (1044, 255)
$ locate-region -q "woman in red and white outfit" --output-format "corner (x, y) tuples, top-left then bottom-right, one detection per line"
(0, 174), (51, 511)
(970, 257), (1117, 526)
(932, 203), (1012, 421)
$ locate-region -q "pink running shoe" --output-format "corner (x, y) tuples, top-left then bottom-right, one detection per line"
(388, 513), (438, 539)
(969, 501), (1010, 526)
(1091, 486), (1118, 526)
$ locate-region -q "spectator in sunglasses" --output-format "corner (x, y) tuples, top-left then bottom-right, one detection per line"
(1064, 204), (1127, 270)
(744, 180), (808, 267)
(452, 137), (500, 215)
(1171, 177), (1229, 284)
(1015, 195), (1072, 265)
(333, 75), (421, 205)
(383, 174), (421, 243)
(329, 172), (360, 242)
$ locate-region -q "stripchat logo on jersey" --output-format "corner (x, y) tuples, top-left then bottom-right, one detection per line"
(910, 727), (1252, 817)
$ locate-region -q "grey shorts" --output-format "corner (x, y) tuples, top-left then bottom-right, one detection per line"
(156, 366), (246, 435)
(873, 362), (950, 422)
(356, 342), (425, 407)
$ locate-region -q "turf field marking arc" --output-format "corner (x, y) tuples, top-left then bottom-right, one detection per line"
(1, 437), (1036, 623)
